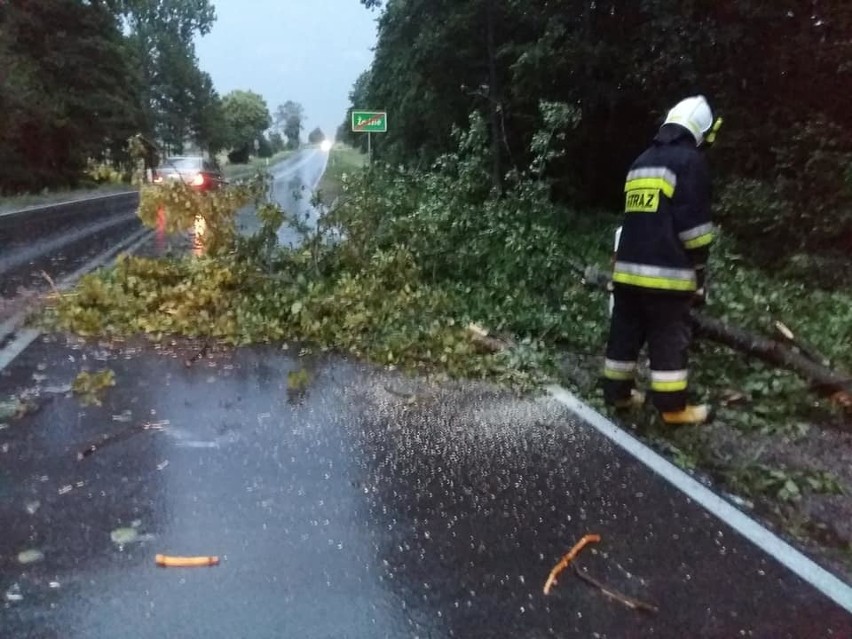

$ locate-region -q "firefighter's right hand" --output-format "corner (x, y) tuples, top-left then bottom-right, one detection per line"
(692, 287), (708, 308)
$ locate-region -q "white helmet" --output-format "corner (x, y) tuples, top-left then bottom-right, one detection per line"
(663, 96), (714, 145)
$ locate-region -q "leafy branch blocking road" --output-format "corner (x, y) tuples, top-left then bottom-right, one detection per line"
(45, 129), (852, 570)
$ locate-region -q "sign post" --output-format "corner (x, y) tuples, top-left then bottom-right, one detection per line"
(351, 110), (387, 163)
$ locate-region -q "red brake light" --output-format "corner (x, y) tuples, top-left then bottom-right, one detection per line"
(191, 173), (205, 187)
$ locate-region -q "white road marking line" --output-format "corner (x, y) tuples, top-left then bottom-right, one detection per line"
(0, 328), (40, 372)
(311, 151), (331, 192)
(0, 191), (137, 219)
(0, 227), (153, 373)
(0, 211), (137, 274)
(56, 227), (152, 290)
(270, 149), (318, 179)
(547, 384), (852, 613)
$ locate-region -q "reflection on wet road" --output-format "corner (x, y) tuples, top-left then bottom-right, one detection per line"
(0, 209), (140, 301)
(236, 148), (330, 248)
(1, 339), (849, 638)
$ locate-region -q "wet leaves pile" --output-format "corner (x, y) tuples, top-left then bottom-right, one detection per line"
(72, 369), (116, 407)
(43, 169), (553, 387)
(47, 249), (539, 386)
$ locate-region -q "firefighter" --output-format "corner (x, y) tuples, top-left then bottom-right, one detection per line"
(602, 96), (721, 425)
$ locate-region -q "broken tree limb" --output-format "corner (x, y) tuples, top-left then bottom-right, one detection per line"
(77, 421), (167, 461)
(694, 313), (852, 399)
(543, 533), (601, 595)
(467, 322), (515, 354)
(155, 554), (219, 568)
(574, 263), (852, 404)
(573, 565), (659, 614)
(773, 320), (832, 368)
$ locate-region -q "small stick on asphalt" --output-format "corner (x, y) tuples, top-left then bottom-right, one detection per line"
(184, 341), (211, 367)
(77, 422), (167, 460)
(573, 565), (659, 614)
(40, 270), (60, 296)
(543, 533), (601, 595)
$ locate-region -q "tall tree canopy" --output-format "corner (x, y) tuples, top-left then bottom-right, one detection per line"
(274, 101), (305, 149)
(0, 0), (224, 191)
(221, 90), (271, 161)
(0, 0), (142, 191)
(350, 0), (852, 253)
(118, 0), (219, 153)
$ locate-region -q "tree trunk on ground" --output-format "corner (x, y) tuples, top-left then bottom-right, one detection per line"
(576, 263), (852, 402)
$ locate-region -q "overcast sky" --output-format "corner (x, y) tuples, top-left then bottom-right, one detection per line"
(195, 0), (378, 140)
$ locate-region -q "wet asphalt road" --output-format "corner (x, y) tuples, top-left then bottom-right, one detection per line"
(1, 337), (850, 638)
(0, 205), (140, 300)
(235, 149), (330, 247)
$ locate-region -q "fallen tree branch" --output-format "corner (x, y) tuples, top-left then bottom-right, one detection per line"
(691, 314), (851, 395)
(773, 321), (832, 368)
(573, 263), (852, 405)
(40, 270), (60, 296)
(184, 340), (211, 368)
(573, 565), (659, 614)
(78, 421), (167, 461)
(543, 533), (601, 595)
(467, 322), (515, 354)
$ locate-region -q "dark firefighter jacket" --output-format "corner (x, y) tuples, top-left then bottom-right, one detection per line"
(613, 123), (714, 293)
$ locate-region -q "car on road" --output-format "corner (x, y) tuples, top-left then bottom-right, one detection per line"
(153, 156), (224, 191)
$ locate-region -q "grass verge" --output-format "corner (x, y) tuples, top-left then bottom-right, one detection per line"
(317, 145), (369, 204)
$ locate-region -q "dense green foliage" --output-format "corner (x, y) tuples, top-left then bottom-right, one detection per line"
(221, 90), (272, 162)
(348, 0), (852, 263)
(0, 0), (141, 190)
(120, 0), (222, 155)
(51, 131), (852, 392)
(0, 0), (225, 192)
(274, 101), (306, 149)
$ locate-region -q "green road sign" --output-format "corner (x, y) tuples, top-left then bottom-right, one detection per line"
(351, 111), (387, 133)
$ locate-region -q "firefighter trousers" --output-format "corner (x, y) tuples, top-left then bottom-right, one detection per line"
(603, 286), (693, 412)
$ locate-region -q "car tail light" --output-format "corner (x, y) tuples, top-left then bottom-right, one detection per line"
(191, 173), (205, 187)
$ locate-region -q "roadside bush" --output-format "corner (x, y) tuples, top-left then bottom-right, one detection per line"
(716, 117), (852, 275)
(85, 160), (127, 185)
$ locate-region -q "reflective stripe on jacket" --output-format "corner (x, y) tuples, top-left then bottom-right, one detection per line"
(614, 124), (714, 293)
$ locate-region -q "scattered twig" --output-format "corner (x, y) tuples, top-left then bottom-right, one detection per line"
(573, 565), (659, 614)
(184, 341), (211, 367)
(77, 421), (167, 460)
(40, 270), (60, 296)
(383, 386), (416, 400)
(543, 533), (601, 595)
